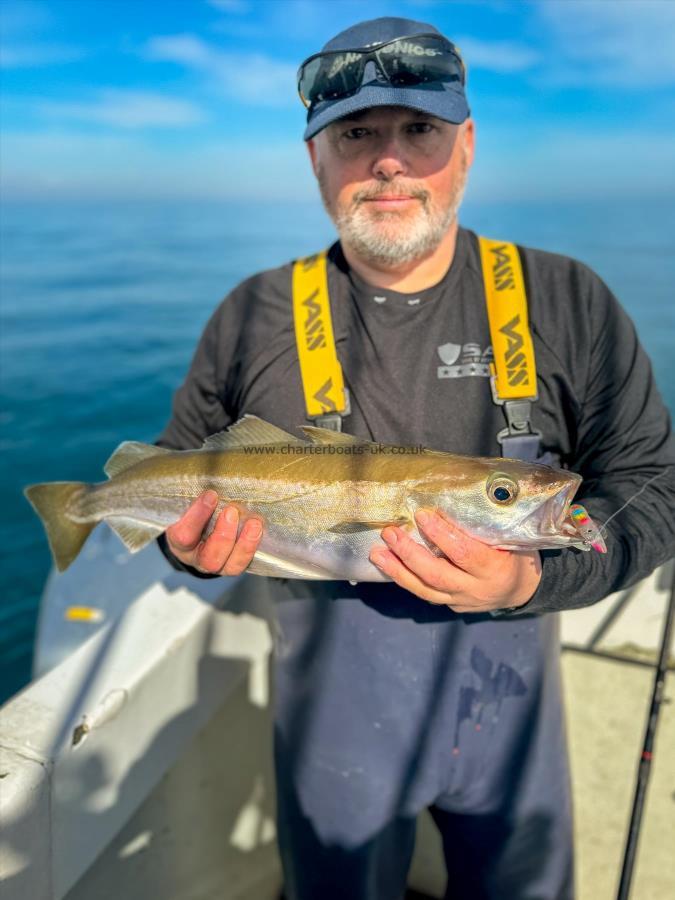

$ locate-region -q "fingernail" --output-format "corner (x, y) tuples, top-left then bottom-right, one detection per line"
(246, 520), (262, 539)
(383, 528), (398, 545)
(203, 491), (218, 509)
(224, 507), (238, 524)
(416, 510), (431, 527)
(370, 551), (387, 568)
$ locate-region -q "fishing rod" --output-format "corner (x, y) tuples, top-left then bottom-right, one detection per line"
(616, 562), (675, 900)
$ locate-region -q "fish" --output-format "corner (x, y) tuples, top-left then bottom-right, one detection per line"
(24, 415), (603, 581)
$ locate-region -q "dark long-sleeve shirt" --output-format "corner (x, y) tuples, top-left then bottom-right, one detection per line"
(156, 227), (675, 614)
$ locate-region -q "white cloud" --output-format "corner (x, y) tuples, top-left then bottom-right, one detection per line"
(208, 0), (390, 45)
(0, 42), (86, 68)
(36, 89), (207, 129)
(535, 0), (675, 87)
(0, 0), (86, 68)
(454, 37), (540, 74)
(144, 34), (297, 106)
(145, 34), (214, 69)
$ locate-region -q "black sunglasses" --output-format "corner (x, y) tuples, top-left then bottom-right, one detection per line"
(297, 34), (466, 109)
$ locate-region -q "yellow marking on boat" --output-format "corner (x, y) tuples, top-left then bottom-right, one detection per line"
(65, 605), (104, 623)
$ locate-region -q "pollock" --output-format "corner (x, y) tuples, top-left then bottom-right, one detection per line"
(25, 415), (604, 580)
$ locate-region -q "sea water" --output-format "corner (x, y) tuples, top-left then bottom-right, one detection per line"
(1, 197), (673, 704)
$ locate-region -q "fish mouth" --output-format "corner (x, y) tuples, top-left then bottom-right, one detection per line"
(543, 478), (582, 538)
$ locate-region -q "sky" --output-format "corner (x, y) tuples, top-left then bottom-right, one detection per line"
(1, 0), (675, 202)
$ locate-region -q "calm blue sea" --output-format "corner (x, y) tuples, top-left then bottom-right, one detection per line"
(1, 197), (673, 704)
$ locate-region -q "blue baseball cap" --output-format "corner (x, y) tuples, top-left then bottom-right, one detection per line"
(301, 16), (470, 141)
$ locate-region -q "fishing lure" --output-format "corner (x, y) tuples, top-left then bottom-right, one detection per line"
(569, 503), (607, 554)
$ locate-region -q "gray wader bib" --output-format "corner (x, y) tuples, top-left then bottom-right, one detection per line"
(272, 581), (573, 900)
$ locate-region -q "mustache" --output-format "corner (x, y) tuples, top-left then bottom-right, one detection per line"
(352, 182), (430, 205)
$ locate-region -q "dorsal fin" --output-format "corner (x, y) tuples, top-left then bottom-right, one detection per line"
(299, 425), (368, 446)
(201, 415), (304, 451)
(104, 442), (172, 478)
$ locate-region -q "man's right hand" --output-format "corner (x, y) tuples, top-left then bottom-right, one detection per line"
(165, 490), (263, 576)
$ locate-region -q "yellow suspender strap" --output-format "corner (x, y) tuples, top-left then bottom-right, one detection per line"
(292, 250), (348, 422)
(291, 240), (539, 455)
(478, 236), (537, 401)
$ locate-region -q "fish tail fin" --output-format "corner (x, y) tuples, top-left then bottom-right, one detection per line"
(24, 481), (94, 572)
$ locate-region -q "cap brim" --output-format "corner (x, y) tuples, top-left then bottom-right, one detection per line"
(303, 83), (469, 140)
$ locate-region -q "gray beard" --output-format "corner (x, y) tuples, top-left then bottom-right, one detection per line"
(317, 155), (468, 268)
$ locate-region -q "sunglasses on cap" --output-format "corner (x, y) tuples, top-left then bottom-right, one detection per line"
(297, 34), (466, 109)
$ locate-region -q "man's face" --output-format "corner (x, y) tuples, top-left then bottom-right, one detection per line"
(307, 106), (475, 267)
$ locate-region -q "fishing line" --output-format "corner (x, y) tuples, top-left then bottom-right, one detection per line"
(595, 467), (671, 539)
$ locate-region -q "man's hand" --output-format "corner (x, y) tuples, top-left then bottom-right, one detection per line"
(165, 490), (263, 576)
(368, 508), (542, 613)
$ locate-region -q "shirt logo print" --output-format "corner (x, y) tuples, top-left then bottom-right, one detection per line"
(437, 341), (493, 379)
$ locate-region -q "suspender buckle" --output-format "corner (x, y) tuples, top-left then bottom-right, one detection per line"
(313, 388), (351, 432)
(313, 413), (343, 432)
(490, 375), (542, 460)
(497, 400), (541, 445)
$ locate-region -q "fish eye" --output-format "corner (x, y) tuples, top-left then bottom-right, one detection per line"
(487, 474), (519, 505)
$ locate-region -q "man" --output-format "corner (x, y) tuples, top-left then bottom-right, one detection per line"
(156, 16), (675, 900)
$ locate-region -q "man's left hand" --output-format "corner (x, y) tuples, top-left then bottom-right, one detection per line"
(369, 508), (542, 613)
